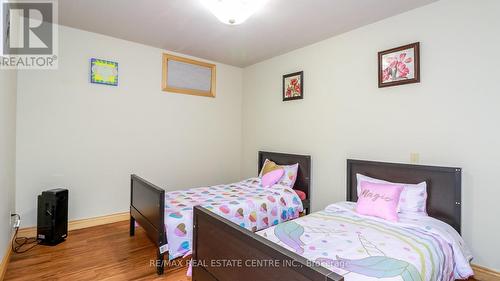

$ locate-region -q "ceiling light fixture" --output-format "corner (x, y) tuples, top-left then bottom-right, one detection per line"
(200, 0), (270, 25)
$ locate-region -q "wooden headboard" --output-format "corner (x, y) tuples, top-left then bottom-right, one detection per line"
(258, 151), (311, 198)
(347, 159), (462, 234)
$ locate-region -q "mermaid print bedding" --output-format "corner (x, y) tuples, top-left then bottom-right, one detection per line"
(165, 177), (303, 260)
(257, 202), (473, 281)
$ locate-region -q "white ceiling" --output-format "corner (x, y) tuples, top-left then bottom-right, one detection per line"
(59, 0), (437, 67)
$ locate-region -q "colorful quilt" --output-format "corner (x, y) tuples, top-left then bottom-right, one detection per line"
(257, 202), (473, 281)
(165, 178), (303, 260)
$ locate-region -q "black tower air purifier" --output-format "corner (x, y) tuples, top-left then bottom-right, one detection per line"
(37, 188), (68, 245)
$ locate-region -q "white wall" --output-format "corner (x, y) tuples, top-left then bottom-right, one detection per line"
(16, 26), (243, 227)
(242, 0), (499, 271)
(0, 68), (17, 258)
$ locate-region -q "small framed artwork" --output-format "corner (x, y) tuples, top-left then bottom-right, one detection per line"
(283, 71), (303, 101)
(90, 58), (119, 86)
(162, 53), (216, 98)
(378, 42), (420, 88)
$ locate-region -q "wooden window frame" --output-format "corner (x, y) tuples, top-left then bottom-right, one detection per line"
(161, 53), (216, 98)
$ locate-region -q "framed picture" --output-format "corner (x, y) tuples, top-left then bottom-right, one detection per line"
(90, 58), (118, 86)
(162, 53), (216, 98)
(378, 42), (420, 88)
(283, 71), (303, 101)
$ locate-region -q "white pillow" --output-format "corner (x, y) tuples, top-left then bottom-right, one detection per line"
(356, 173), (428, 215)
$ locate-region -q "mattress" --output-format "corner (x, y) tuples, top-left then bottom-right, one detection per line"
(257, 202), (473, 281)
(164, 177), (304, 260)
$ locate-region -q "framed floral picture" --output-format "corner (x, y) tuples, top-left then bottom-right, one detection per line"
(378, 42), (420, 88)
(283, 71), (303, 101)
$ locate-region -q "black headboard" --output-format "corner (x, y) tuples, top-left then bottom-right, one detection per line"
(258, 151), (311, 199)
(347, 159), (462, 234)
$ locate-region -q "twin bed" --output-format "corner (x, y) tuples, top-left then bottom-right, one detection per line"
(191, 159), (473, 281)
(130, 153), (473, 280)
(129, 151), (311, 274)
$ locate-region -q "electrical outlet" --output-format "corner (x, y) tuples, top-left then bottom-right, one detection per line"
(9, 211), (13, 226)
(410, 153), (420, 164)
(10, 211), (20, 229)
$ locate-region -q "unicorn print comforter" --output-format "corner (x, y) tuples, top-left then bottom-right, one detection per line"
(165, 178), (303, 260)
(257, 202), (473, 281)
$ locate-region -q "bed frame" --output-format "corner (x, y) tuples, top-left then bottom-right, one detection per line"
(130, 151), (311, 275)
(191, 159), (462, 281)
(129, 174), (166, 274)
(346, 159), (462, 233)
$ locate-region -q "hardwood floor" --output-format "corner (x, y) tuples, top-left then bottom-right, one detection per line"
(4, 220), (482, 281)
(5, 221), (190, 281)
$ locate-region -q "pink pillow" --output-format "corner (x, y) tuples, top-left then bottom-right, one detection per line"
(356, 174), (428, 214)
(356, 181), (404, 222)
(262, 169), (285, 188)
